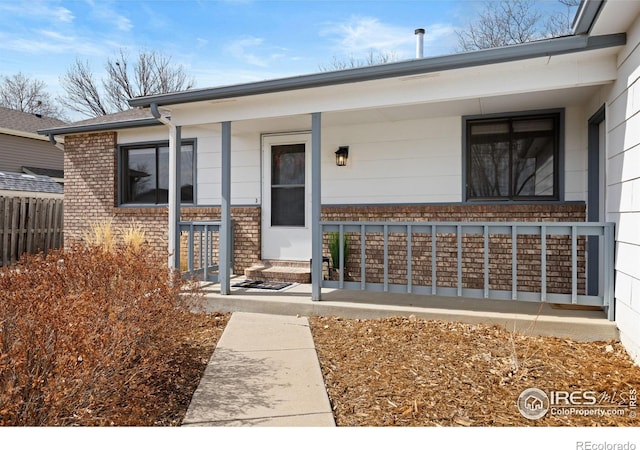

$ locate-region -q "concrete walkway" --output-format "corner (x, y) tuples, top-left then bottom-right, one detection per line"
(182, 312), (335, 427)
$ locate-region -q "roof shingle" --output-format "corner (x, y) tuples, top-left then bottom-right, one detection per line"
(0, 106), (67, 135)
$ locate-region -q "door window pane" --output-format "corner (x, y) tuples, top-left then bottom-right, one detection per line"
(271, 144), (305, 226)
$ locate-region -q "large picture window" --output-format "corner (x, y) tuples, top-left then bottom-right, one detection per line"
(120, 141), (194, 205)
(466, 113), (560, 201)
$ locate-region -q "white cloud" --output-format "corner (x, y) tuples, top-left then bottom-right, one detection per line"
(225, 36), (288, 68)
(85, 0), (133, 32)
(320, 16), (459, 59)
(54, 6), (74, 23)
(321, 16), (414, 57)
(0, 2), (74, 23)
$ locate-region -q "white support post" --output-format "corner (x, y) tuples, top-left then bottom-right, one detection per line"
(220, 121), (232, 295)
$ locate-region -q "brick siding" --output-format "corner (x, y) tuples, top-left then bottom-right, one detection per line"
(321, 204), (587, 294)
(63, 132), (261, 274)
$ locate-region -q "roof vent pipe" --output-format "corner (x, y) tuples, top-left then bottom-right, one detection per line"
(415, 28), (425, 58)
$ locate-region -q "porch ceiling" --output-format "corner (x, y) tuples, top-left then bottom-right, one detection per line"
(206, 84), (602, 134)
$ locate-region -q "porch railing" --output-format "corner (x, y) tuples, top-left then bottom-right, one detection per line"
(178, 221), (233, 282)
(320, 221), (615, 320)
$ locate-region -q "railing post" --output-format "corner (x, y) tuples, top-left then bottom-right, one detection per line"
(457, 224), (462, 297)
(571, 225), (578, 304)
(360, 224), (366, 290)
(605, 223), (615, 321)
(512, 225), (518, 300)
(483, 225), (489, 298)
(541, 225), (547, 302)
(407, 225), (413, 294)
(431, 225), (437, 295)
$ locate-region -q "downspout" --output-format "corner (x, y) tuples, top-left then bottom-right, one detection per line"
(151, 103), (181, 272)
(48, 133), (65, 152)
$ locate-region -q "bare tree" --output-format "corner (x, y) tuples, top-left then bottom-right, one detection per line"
(0, 73), (66, 119)
(546, 0), (581, 37)
(319, 50), (399, 71)
(59, 49), (196, 118)
(457, 0), (580, 52)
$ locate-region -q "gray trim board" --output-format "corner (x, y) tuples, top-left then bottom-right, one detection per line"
(128, 34), (625, 109)
(38, 117), (162, 137)
(587, 104), (606, 296)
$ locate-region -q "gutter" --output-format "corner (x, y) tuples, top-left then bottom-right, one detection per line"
(128, 33), (626, 109)
(572, 0), (606, 35)
(37, 117), (162, 147)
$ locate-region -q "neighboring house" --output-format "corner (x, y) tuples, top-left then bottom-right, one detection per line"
(0, 106), (66, 188)
(40, 0), (640, 363)
(0, 171), (63, 199)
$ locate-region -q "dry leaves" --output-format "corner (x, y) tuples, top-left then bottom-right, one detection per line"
(309, 316), (640, 426)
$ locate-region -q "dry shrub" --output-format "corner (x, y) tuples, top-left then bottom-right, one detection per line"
(82, 220), (116, 253)
(0, 244), (205, 426)
(119, 220), (146, 252)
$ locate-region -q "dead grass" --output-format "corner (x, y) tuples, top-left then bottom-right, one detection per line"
(309, 315), (640, 426)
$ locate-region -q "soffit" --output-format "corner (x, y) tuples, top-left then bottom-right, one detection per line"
(590, 1), (640, 35)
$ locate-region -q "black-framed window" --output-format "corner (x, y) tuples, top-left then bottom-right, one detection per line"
(466, 113), (560, 201)
(120, 141), (194, 205)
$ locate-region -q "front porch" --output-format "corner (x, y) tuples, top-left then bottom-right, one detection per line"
(192, 277), (618, 342)
(179, 217), (616, 322)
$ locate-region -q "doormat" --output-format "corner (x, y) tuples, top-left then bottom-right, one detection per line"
(232, 280), (293, 290)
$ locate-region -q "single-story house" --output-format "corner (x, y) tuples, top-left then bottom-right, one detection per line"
(40, 0), (640, 363)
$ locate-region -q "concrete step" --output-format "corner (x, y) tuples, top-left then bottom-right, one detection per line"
(245, 261), (311, 284)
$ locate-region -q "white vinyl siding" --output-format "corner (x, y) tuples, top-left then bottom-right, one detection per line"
(321, 117), (461, 204)
(603, 12), (640, 363)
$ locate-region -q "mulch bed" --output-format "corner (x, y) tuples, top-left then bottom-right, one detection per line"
(308, 315), (640, 426)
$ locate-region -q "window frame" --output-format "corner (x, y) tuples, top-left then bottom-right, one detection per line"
(118, 139), (197, 207)
(462, 109), (564, 203)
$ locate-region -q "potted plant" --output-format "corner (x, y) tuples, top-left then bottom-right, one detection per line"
(328, 232), (349, 280)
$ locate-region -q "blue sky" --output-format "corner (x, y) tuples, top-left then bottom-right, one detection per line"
(0, 0), (572, 119)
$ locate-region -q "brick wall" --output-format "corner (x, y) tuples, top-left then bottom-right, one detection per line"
(64, 132), (118, 243)
(64, 132), (261, 274)
(321, 204), (587, 295)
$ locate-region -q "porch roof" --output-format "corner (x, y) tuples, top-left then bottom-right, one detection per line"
(37, 32), (626, 139)
(127, 34), (624, 110)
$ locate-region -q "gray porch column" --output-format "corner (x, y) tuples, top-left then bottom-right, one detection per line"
(311, 112), (322, 301)
(168, 125), (181, 271)
(220, 121), (232, 295)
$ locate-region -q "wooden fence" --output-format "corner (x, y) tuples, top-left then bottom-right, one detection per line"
(0, 196), (64, 266)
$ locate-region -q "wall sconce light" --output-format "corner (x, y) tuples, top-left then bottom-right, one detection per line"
(335, 146), (349, 166)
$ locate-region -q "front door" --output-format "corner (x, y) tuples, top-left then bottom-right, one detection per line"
(261, 133), (312, 261)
